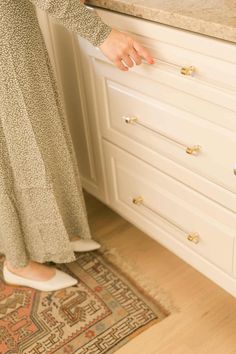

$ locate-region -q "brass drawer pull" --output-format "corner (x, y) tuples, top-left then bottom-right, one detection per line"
(233, 163), (236, 176)
(186, 145), (202, 155)
(143, 57), (196, 78)
(180, 66), (196, 76)
(122, 115), (202, 155)
(132, 195), (200, 244)
(187, 232), (200, 244)
(123, 116), (138, 124)
(132, 196), (144, 205)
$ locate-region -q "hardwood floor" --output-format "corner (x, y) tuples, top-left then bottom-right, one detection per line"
(83, 189), (236, 354)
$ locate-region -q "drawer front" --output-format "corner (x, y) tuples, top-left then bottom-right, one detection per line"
(103, 139), (235, 275)
(79, 44), (236, 132)
(102, 78), (236, 197)
(85, 8), (236, 111)
(129, 33), (236, 94)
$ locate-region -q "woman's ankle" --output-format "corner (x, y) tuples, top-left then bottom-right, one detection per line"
(4, 260), (56, 280)
(5, 260), (30, 272)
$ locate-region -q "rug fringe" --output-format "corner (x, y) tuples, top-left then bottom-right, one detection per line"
(98, 245), (181, 316)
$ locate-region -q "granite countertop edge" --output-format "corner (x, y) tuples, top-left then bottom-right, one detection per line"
(85, 0), (236, 44)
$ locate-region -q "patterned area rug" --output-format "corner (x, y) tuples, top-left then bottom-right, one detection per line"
(0, 250), (171, 354)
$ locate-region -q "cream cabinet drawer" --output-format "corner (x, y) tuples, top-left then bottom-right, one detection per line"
(129, 33), (236, 95)
(85, 8), (236, 112)
(95, 8), (236, 94)
(103, 139), (235, 275)
(78, 41), (236, 132)
(101, 79), (236, 197)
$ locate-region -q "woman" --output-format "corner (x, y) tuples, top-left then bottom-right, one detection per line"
(0, 0), (154, 291)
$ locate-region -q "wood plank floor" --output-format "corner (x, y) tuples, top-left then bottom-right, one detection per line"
(83, 189), (236, 354)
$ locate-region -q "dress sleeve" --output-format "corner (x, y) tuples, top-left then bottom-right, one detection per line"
(29, 0), (112, 47)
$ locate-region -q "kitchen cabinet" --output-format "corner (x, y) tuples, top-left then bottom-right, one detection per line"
(37, 7), (236, 297)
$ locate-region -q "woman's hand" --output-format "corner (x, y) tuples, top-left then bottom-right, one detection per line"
(99, 29), (154, 71)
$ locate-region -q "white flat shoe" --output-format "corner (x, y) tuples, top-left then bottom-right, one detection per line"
(3, 264), (78, 291)
(71, 239), (101, 252)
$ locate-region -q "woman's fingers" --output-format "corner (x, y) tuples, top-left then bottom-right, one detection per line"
(99, 29), (154, 71)
(122, 55), (134, 68)
(129, 49), (142, 65)
(133, 40), (154, 64)
(115, 59), (128, 71)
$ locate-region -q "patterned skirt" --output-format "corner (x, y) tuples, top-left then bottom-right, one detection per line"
(0, 0), (92, 267)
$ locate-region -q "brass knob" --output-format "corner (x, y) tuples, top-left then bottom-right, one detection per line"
(233, 163), (236, 175)
(186, 144), (201, 155)
(180, 66), (196, 76)
(123, 116), (138, 124)
(132, 196), (143, 205)
(187, 232), (200, 244)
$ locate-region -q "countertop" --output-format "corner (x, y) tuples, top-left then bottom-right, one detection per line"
(85, 0), (236, 43)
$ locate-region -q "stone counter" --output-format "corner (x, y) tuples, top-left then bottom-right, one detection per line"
(86, 0), (236, 43)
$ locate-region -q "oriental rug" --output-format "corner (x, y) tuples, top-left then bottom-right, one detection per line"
(0, 248), (172, 354)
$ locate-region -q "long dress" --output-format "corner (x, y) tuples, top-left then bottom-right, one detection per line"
(0, 0), (112, 268)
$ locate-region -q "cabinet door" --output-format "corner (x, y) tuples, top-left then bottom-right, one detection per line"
(36, 8), (108, 203)
(102, 139), (236, 296)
